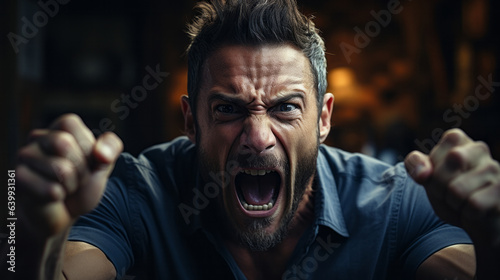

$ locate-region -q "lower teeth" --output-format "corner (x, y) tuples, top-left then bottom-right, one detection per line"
(242, 202), (273, 211)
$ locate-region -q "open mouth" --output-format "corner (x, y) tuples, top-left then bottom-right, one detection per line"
(235, 169), (282, 214)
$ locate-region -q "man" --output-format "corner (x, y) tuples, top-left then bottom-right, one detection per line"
(12, 0), (500, 279)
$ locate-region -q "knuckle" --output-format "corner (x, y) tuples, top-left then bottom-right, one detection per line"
(447, 147), (465, 160)
(441, 129), (463, 145)
(493, 180), (500, 194)
(474, 141), (490, 154)
(482, 174), (498, 190)
(447, 181), (467, 199)
(52, 131), (75, 156)
(445, 147), (466, 169)
(45, 180), (60, 193)
(28, 129), (46, 140)
(17, 145), (34, 161)
(405, 151), (420, 162)
(57, 113), (83, 130)
(51, 159), (75, 182)
(44, 181), (65, 201)
(484, 160), (500, 176)
(102, 132), (123, 152)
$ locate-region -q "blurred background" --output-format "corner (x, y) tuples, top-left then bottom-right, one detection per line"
(1, 0), (500, 173)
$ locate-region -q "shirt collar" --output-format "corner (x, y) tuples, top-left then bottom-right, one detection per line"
(314, 146), (350, 238)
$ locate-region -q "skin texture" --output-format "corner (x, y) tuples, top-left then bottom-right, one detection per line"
(181, 43), (334, 278)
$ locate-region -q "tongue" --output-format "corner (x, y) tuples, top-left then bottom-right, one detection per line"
(239, 173), (278, 205)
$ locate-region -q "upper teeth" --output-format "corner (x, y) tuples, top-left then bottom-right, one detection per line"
(241, 169), (272, 176)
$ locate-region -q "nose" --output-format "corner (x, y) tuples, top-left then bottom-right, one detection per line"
(240, 115), (276, 154)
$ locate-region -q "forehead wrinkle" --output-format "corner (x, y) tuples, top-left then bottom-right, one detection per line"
(203, 44), (314, 104)
(238, 50), (281, 103)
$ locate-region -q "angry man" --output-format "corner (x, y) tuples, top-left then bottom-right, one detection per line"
(12, 0), (500, 279)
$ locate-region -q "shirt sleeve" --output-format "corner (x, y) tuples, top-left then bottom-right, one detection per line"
(68, 160), (135, 277)
(395, 164), (473, 279)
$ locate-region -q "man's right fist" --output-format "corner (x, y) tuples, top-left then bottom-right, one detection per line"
(16, 114), (123, 237)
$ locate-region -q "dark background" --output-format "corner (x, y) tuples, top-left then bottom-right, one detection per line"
(1, 0), (499, 233)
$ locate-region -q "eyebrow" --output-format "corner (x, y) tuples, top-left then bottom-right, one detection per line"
(272, 92), (305, 105)
(208, 93), (247, 106)
(207, 92), (305, 106)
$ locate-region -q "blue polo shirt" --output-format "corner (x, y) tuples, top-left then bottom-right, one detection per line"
(68, 137), (471, 279)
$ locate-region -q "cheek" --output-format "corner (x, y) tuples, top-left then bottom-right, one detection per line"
(298, 113), (320, 151)
(273, 119), (318, 204)
(199, 123), (241, 166)
(273, 117), (318, 158)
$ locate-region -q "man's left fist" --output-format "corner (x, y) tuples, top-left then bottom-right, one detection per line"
(405, 128), (500, 247)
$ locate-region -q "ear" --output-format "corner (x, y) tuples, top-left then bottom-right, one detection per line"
(318, 93), (334, 143)
(181, 95), (196, 143)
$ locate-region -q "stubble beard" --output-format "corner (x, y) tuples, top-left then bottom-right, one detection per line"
(197, 142), (319, 251)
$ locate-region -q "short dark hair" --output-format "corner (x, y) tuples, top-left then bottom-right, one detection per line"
(186, 0), (327, 116)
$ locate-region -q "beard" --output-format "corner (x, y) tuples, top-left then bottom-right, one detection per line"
(236, 146), (318, 251)
(197, 140), (319, 251)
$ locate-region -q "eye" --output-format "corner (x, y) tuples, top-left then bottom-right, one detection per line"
(215, 104), (236, 114)
(278, 103), (298, 112)
(213, 103), (244, 122)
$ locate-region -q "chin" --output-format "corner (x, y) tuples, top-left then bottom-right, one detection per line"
(197, 140), (319, 250)
(214, 161), (294, 250)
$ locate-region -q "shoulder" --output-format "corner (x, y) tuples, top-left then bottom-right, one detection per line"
(318, 144), (407, 187)
(316, 144), (420, 223)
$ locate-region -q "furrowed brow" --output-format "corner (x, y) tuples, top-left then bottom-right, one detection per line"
(207, 92), (306, 107)
(207, 93), (247, 106)
(271, 93), (305, 105)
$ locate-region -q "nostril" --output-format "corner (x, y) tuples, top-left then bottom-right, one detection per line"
(265, 145), (274, 150)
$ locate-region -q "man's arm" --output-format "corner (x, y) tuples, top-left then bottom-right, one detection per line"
(62, 241), (115, 280)
(12, 114), (122, 280)
(416, 244), (476, 280)
(405, 129), (500, 279)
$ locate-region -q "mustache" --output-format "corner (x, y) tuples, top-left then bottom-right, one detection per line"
(234, 152), (285, 170)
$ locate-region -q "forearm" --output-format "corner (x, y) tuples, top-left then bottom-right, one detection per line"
(40, 230), (70, 280)
(16, 221), (69, 280)
(416, 244), (476, 280)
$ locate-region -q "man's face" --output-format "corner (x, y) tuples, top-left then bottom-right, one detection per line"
(186, 44), (331, 250)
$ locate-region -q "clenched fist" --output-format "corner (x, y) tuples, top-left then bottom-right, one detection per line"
(405, 129), (500, 248)
(16, 114), (123, 238)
